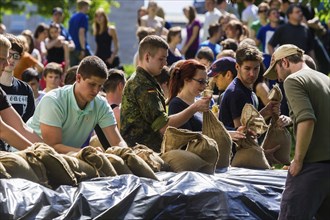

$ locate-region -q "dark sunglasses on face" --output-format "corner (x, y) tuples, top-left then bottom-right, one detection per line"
(9, 52), (21, 60)
(192, 78), (209, 85)
(258, 9), (267, 13)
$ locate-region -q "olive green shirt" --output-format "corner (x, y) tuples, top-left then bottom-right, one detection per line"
(120, 67), (169, 152)
(284, 69), (330, 163)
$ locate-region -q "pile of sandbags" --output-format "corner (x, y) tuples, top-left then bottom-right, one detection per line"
(231, 104), (271, 169)
(261, 84), (291, 166)
(0, 142), (170, 188)
(160, 126), (219, 174)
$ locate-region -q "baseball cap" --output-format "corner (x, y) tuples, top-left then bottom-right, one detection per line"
(263, 44), (304, 80)
(207, 57), (237, 77)
(52, 7), (63, 15)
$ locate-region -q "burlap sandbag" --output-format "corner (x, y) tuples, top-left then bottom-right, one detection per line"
(161, 127), (203, 153)
(106, 146), (158, 180)
(30, 142), (77, 187)
(186, 134), (219, 174)
(89, 134), (102, 148)
(202, 110), (232, 168)
(62, 154), (98, 182)
(0, 151), (40, 183)
(125, 152), (158, 180)
(15, 150), (49, 187)
(161, 149), (209, 173)
(105, 146), (133, 157)
(103, 153), (132, 175)
(132, 144), (170, 172)
(262, 84), (291, 165)
(75, 146), (117, 177)
(0, 161), (11, 179)
(231, 104), (270, 169)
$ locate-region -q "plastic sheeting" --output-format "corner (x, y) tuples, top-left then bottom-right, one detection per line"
(0, 168), (287, 219)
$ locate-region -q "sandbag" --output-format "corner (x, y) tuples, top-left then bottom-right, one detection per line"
(125, 152), (158, 180)
(161, 150), (209, 173)
(132, 144), (170, 172)
(106, 146), (158, 180)
(29, 142), (78, 187)
(0, 161), (11, 178)
(262, 84), (291, 165)
(75, 146), (117, 177)
(103, 153), (133, 175)
(0, 151), (40, 183)
(89, 134), (102, 148)
(161, 127), (202, 153)
(105, 146), (133, 157)
(15, 150), (49, 187)
(231, 138), (270, 169)
(202, 110), (232, 168)
(186, 134), (219, 174)
(231, 104), (270, 169)
(161, 127), (219, 174)
(62, 154), (98, 182)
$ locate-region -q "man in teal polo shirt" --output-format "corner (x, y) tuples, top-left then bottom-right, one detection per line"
(28, 56), (127, 153)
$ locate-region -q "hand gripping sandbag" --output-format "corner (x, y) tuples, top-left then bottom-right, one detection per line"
(106, 146), (158, 180)
(202, 110), (232, 168)
(231, 104), (270, 169)
(132, 144), (170, 172)
(76, 146), (117, 177)
(0, 151), (40, 183)
(29, 142), (77, 187)
(62, 154), (98, 182)
(261, 84), (291, 165)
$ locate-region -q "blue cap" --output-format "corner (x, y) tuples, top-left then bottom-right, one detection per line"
(207, 57), (237, 77)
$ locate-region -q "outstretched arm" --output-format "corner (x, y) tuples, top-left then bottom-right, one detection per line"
(0, 106), (43, 143)
(102, 125), (128, 148)
(40, 123), (80, 154)
(0, 117), (32, 150)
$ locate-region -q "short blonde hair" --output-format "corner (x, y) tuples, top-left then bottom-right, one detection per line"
(0, 34), (11, 50)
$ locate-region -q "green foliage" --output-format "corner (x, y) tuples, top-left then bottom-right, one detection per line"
(123, 64), (136, 78)
(0, 0), (119, 25)
(0, 0), (25, 22)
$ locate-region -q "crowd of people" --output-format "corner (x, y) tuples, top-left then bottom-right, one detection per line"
(0, 0), (330, 219)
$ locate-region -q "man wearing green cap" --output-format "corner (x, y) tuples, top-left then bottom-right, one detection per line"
(264, 44), (330, 219)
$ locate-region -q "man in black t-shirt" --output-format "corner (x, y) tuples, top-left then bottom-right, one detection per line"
(0, 34), (42, 151)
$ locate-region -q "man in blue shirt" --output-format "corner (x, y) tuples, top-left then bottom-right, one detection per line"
(69, 0), (92, 66)
(219, 44), (279, 130)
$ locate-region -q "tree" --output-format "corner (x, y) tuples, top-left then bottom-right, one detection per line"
(0, 0), (119, 24)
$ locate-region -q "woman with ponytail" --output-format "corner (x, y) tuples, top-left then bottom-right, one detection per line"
(167, 59), (209, 131)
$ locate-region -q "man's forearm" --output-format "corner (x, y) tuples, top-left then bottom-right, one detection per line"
(293, 119), (314, 163)
(51, 143), (80, 154)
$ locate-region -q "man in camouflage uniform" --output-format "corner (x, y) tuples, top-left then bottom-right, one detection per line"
(120, 35), (210, 152)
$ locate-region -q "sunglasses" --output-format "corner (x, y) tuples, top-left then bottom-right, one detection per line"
(8, 52), (21, 60)
(258, 9), (267, 13)
(192, 78), (209, 85)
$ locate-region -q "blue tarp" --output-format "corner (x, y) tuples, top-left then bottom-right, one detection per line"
(0, 168), (287, 220)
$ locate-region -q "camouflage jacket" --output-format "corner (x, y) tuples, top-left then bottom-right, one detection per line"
(120, 67), (168, 152)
